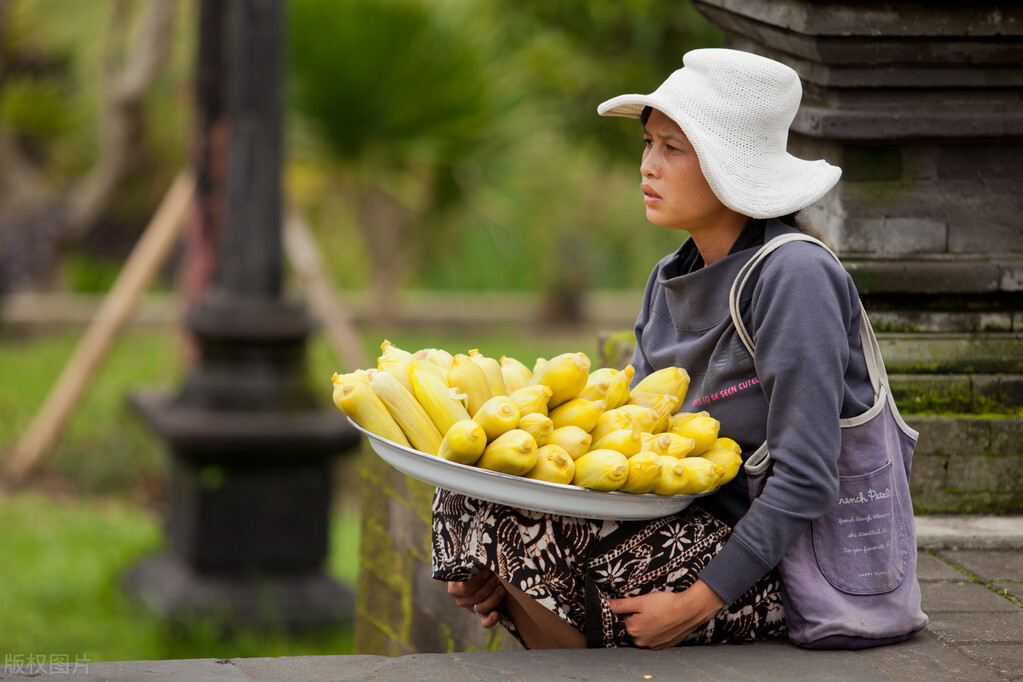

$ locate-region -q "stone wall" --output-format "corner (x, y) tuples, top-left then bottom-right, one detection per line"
(354, 443), (522, 655)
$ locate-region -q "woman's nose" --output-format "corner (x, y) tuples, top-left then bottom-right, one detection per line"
(641, 151), (658, 178)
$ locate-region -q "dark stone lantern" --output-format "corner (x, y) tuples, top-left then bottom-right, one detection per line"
(125, 0), (358, 629)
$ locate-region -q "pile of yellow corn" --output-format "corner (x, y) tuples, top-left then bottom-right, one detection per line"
(331, 341), (743, 497)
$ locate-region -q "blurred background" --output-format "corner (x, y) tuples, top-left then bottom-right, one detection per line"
(0, 0), (720, 662)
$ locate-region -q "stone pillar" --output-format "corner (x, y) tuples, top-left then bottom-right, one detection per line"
(125, 0), (359, 629)
(691, 0), (1023, 512)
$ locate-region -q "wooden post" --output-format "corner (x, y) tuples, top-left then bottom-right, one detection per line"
(3, 170), (193, 486)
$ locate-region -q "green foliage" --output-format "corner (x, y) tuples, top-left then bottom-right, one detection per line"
(289, 0), (495, 172)
(0, 75), (74, 138)
(288, 0), (716, 295)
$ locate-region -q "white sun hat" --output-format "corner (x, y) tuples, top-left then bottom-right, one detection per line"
(597, 48), (841, 219)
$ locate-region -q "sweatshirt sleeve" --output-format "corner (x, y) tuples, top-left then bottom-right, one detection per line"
(698, 243), (861, 605)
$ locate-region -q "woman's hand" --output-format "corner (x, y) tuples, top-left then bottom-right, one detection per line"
(446, 567), (506, 629)
(607, 579), (725, 649)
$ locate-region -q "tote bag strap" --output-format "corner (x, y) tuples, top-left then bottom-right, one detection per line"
(729, 233), (916, 475)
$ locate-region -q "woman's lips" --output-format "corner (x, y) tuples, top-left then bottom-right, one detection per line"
(642, 184), (661, 206)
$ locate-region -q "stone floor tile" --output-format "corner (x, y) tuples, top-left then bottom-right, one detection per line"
(921, 582), (1022, 613)
(957, 644), (1023, 680)
(925, 612), (1023, 644)
(940, 549), (1023, 582)
(919, 551), (971, 581)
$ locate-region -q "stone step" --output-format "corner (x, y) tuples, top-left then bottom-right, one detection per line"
(906, 414), (1023, 514)
(890, 374), (1023, 411)
(878, 333), (1023, 374)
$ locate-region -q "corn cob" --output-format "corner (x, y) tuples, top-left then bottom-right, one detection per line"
(639, 432), (674, 457)
(586, 365), (634, 410)
(331, 369), (371, 389)
(524, 444), (576, 485)
(413, 347), (454, 371)
(652, 456), (689, 496)
(618, 452), (664, 494)
(548, 397), (605, 432)
(333, 382), (410, 447)
(331, 370), (371, 412)
(590, 428), (644, 457)
(448, 353), (493, 416)
(714, 437), (742, 455)
(526, 351), (591, 408)
(369, 370), (443, 455)
(500, 355), (533, 394)
(508, 384), (553, 417)
(675, 457), (726, 494)
(572, 449), (629, 491)
(614, 405), (661, 433)
(662, 432), (698, 458)
(670, 412), (721, 455)
(472, 395), (521, 441)
(437, 419), (487, 465)
(698, 447), (742, 484)
(576, 375), (611, 403)
(627, 392), (682, 430)
(410, 360), (472, 434)
(518, 412), (554, 447)
(547, 425), (592, 460)
(632, 366), (691, 403)
(411, 355), (450, 384)
(589, 408), (637, 443)
(469, 349), (508, 396)
(378, 339), (414, 393)
(475, 429), (538, 476)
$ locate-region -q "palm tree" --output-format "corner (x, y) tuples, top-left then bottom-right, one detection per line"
(288, 0), (496, 325)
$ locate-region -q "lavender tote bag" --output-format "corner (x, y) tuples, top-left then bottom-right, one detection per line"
(729, 233), (928, 649)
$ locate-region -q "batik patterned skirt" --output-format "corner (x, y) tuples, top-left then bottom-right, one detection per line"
(431, 489), (787, 648)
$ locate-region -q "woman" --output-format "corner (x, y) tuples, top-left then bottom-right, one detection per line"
(433, 48), (871, 650)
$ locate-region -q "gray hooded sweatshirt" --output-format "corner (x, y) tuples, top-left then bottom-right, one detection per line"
(629, 218), (875, 604)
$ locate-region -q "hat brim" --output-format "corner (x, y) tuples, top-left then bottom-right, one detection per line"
(597, 94), (841, 218)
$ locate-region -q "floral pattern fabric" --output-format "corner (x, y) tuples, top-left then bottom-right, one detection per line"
(431, 489), (787, 648)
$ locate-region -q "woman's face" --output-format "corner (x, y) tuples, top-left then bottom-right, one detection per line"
(640, 109), (736, 233)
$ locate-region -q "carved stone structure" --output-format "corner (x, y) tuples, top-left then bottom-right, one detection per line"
(690, 0), (1023, 513)
(691, 0), (1022, 334)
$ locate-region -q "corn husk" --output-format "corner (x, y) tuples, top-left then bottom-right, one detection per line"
(524, 444), (575, 485)
(475, 429), (538, 476)
(438, 419), (487, 465)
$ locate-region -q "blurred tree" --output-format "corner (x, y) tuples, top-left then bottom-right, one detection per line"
(487, 0), (722, 159)
(287, 0), (720, 307)
(288, 0), (499, 325)
(0, 0), (178, 296)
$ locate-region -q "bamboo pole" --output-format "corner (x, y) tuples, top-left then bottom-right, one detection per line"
(3, 170), (194, 487)
(283, 207), (368, 373)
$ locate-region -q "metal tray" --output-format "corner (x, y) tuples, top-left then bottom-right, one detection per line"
(350, 418), (711, 520)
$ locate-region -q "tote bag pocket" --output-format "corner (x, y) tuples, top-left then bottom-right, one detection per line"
(812, 461), (909, 595)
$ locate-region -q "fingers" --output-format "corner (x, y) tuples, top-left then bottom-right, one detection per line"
(480, 610), (501, 629)
(474, 582), (506, 615)
(445, 568), (505, 617)
(606, 595), (640, 615)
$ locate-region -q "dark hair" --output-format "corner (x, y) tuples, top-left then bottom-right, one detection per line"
(641, 106), (802, 228)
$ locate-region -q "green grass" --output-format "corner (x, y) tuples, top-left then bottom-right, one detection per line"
(0, 492), (359, 662)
